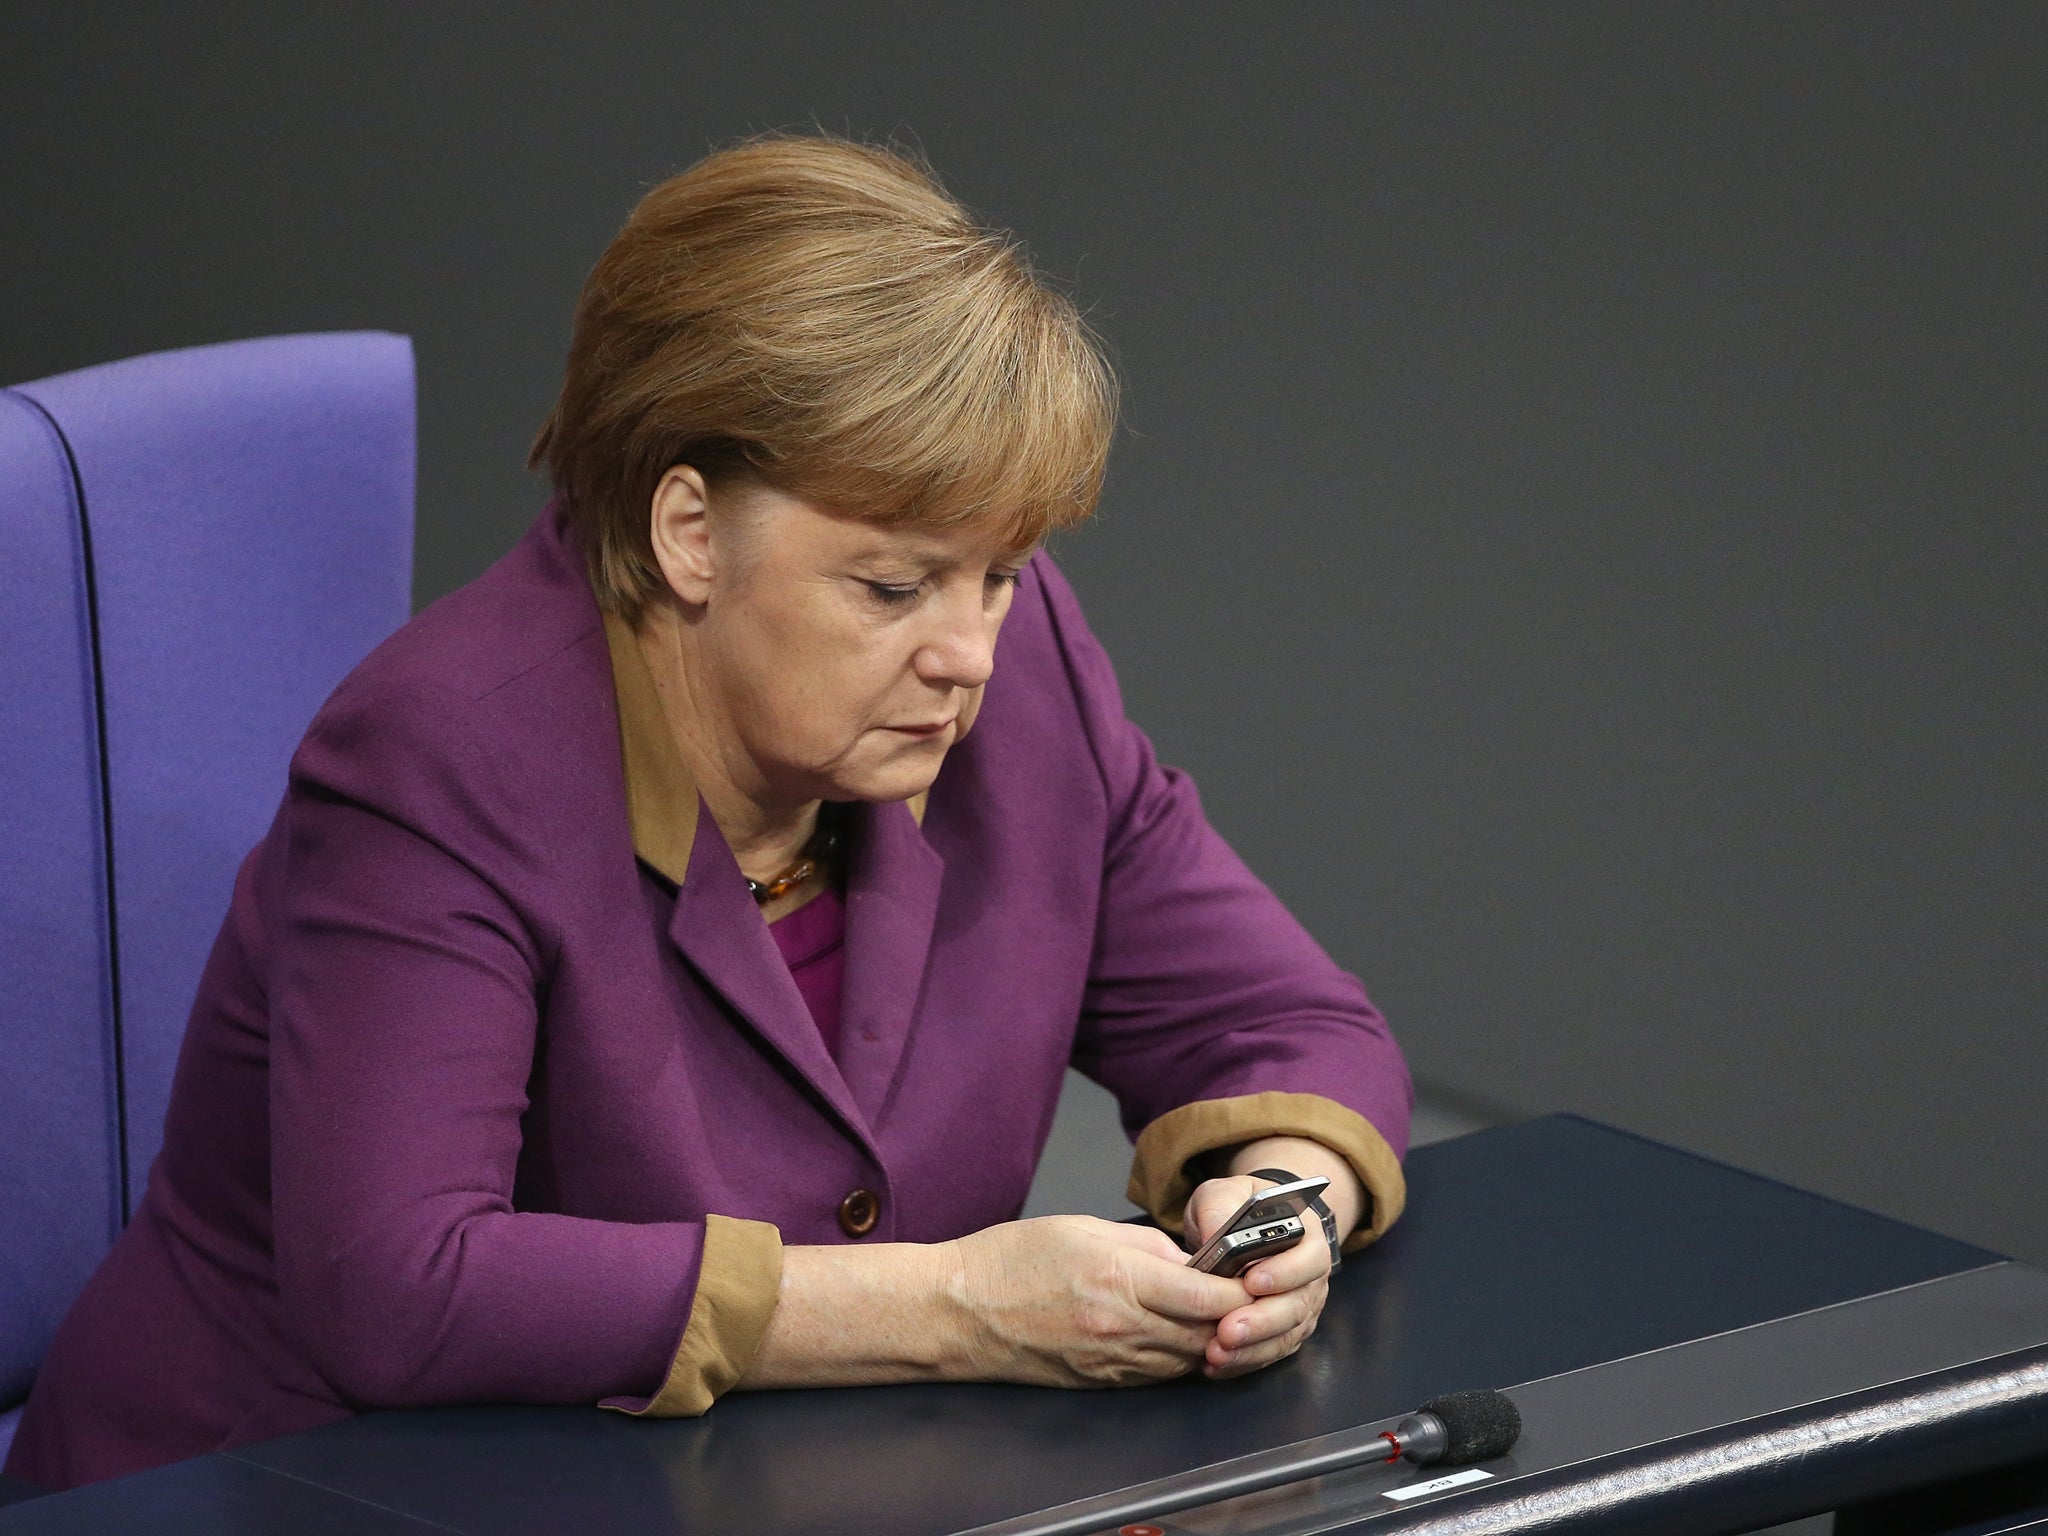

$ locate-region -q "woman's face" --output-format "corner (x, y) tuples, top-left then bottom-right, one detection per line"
(660, 473), (1034, 809)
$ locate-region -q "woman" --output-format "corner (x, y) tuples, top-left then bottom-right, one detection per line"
(7, 135), (1411, 1490)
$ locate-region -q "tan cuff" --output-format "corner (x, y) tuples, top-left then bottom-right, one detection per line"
(602, 1214), (784, 1418)
(1126, 1091), (1406, 1254)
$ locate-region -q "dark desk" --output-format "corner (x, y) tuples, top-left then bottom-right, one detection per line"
(7, 1117), (2047, 1535)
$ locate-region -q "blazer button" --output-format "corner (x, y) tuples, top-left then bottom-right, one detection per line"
(837, 1188), (880, 1238)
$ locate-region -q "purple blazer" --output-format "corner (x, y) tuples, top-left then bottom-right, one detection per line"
(8, 503), (1411, 1489)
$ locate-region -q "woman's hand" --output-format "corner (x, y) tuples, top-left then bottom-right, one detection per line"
(1182, 1174), (1333, 1380)
(741, 1148), (1358, 1395)
(943, 1215), (1250, 1388)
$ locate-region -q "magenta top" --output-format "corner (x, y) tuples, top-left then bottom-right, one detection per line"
(769, 886), (847, 1058)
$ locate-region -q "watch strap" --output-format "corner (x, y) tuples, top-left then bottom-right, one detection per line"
(1248, 1166), (1343, 1273)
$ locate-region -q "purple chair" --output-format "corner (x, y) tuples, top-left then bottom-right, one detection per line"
(0, 334), (415, 1479)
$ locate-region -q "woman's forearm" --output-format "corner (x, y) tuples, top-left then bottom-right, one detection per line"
(735, 1239), (970, 1390)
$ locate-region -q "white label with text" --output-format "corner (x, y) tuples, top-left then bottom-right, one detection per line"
(1382, 1467), (1496, 1501)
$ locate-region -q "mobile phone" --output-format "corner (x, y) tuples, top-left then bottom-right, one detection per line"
(1186, 1176), (1330, 1277)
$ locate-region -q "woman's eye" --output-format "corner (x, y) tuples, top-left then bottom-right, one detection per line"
(865, 580), (920, 605)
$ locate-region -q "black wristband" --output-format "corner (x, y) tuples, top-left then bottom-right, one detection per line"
(1248, 1166), (1343, 1273)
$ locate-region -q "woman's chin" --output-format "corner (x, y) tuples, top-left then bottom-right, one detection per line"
(822, 746), (950, 806)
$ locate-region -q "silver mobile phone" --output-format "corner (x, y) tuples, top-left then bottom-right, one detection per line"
(1186, 1176), (1330, 1276)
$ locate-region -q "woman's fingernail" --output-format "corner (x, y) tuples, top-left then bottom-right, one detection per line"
(1234, 1321), (1251, 1343)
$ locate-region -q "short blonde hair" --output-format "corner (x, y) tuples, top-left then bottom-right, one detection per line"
(530, 134), (1118, 620)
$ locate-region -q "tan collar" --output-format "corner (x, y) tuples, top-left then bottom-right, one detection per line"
(602, 611), (926, 888)
(603, 611), (700, 885)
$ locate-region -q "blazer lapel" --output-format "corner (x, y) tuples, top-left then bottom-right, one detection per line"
(665, 806), (872, 1146)
(837, 797), (944, 1124)
(604, 612), (874, 1150)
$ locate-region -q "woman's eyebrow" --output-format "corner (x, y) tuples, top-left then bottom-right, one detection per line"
(848, 547), (935, 574)
(851, 542), (1034, 575)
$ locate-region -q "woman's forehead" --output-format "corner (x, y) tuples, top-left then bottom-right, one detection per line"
(860, 523), (1041, 566)
(764, 491), (1039, 567)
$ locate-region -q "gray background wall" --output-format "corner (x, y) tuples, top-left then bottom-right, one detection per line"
(6, 5), (2044, 1258)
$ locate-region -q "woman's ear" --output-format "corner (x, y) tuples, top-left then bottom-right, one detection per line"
(648, 465), (716, 606)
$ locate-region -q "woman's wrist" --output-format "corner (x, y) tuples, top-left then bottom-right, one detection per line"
(1226, 1135), (1368, 1241)
(736, 1239), (970, 1390)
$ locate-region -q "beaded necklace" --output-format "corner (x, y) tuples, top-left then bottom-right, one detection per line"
(744, 803), (845, 905)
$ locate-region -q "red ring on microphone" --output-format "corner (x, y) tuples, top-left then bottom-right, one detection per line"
(1380, 1431), (1403, 1463)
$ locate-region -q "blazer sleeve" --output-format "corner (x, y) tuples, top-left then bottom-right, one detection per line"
(1032, 559), (1414, 1249)
(268, 677), (779, 1415)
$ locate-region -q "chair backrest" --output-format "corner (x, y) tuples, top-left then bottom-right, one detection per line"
(0, 333), (415, 1414)
(0, 392), (119, 1418)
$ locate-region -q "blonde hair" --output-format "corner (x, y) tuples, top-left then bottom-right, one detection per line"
(530, 134), (1118, 621)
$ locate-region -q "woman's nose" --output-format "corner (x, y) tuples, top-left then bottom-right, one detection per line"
(915, 592), (997, 690)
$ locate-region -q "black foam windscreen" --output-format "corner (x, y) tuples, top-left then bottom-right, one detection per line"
(1420, 1389), (1523, 1465)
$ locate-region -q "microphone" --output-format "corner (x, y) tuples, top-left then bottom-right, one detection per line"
(1382, 1389), (1525, 1467)
(956, 1389), (1523, 1536)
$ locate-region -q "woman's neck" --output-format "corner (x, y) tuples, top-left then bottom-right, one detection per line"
(634, 605), (818, 882)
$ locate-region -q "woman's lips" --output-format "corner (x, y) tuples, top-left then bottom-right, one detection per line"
(886, 718), (955, 738)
